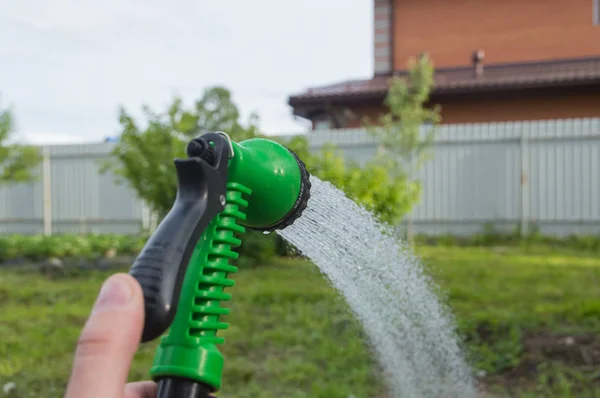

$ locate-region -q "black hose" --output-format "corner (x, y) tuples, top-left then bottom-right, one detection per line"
(156, 377), (214, 398)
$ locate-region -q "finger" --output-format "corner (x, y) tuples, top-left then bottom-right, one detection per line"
(65, 273), (145, 398)
(125, 381), (157, 398)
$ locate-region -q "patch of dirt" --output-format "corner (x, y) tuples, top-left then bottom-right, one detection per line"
(490, 330), (600, 391)
(524, 331), (600, 366)
(375, 330), (600, 396)
(513, 330), (599, 374)
(375, 327), (600, 398)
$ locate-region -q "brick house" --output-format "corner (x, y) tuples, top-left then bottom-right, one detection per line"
(288, 0), (600, 130)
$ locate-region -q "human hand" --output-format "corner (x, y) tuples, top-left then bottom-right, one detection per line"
(64, 273), (156, 398)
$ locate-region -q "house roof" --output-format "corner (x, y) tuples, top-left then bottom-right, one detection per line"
(288, 56), (600, 107)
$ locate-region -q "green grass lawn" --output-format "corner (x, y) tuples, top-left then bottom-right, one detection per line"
(1, 246), (599, 397)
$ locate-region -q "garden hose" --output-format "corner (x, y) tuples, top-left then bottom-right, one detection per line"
(128, 132), (311, 398)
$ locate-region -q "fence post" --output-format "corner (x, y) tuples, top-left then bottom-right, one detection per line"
(520, 129), (530, 236)
(42, 146), (53, 235)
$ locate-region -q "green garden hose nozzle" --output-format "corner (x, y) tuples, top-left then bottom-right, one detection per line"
(128, 132), (311, 398)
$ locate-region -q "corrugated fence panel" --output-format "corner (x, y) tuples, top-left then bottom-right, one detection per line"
(0, 163), (44, 233)
(306, 128), (379, 166)
(410, 137), (522, 236)
(303, 118), (600, 236)
(47, 143), (145, 234)
(528, 133), (600, 236)
(0, 118), (599, 236)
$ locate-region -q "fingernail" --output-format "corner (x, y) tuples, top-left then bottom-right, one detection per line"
(94, 274), (133, 312)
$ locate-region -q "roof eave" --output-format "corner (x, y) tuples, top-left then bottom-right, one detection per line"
(289, 77), (600, 111)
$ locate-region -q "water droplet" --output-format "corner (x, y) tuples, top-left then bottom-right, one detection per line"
(277, 176), (476, 398)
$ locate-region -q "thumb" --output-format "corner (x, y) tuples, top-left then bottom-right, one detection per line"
(65, 273), (145, 398)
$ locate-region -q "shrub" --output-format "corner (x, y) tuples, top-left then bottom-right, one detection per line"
(413, 229), (600, 253)
(0, 232), (278, 269)
(0, 234), (148, 263)
(236, 230), (277, 268)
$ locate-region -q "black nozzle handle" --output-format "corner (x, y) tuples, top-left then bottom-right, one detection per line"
(130, 133), (230, 343)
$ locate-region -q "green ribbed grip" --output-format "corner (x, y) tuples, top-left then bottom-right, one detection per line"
(149, 182), (251, 391)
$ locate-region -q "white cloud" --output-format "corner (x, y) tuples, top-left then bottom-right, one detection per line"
(0, 0), (373, 143)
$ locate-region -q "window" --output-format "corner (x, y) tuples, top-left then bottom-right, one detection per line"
(595, 0), (600, 25)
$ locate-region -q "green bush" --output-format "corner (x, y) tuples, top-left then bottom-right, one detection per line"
(414, 229), (600, 253)
(0, 234), (148, 263)
(0, 232), (278, 268)
(280, 136), (421, 227)
(236, 230), (277, 268)
(274, 235), (300, 257)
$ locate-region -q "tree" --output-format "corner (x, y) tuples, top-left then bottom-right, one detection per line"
(0, 104), (41, 185)
(281, 136), (420, 227)
(103, 86), (260, 220)
(363, 53), (441, 227)
(280, 55), (439, 228)
(366, 53), (440, 172)
(103, 86), (276, 266)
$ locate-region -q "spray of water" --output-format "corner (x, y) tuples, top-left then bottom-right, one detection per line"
(278, 177), (477, 398)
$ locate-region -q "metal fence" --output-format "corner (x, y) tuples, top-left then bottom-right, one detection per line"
(0, 143), (150, 234)
(1, 118), (599, 236)
(307, 118), (600, 237)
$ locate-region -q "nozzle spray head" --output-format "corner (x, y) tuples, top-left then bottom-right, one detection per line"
(227, 137), (311, 232)
(130, 132), (312, 398)
(130, 133), (311, 343)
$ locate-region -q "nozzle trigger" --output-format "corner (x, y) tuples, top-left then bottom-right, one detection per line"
(129, 133), (231, 343)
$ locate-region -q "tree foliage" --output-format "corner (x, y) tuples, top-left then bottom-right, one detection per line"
(103, 86), (260, 219)
(0, 105), (41, 185)
(282, 54), (439, 226)
(279, 137), (420, 226)
(106, 57), (439, 245)
(362, 54), (439, 225)
(367, 54), (440, 171)
(103, 86), (277, 266)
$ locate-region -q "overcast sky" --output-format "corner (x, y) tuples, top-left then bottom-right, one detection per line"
(0, 0), (373, 145)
